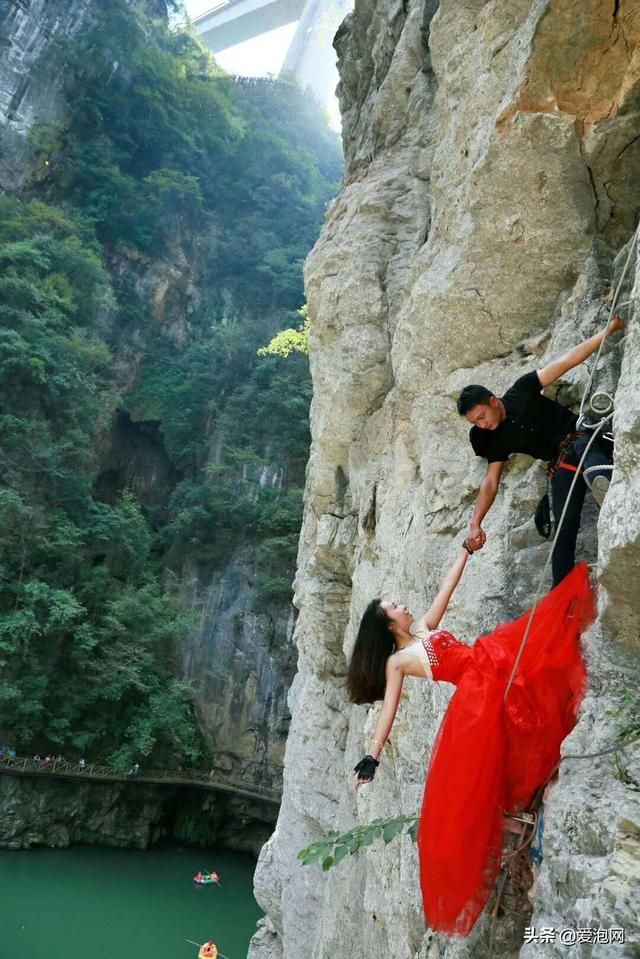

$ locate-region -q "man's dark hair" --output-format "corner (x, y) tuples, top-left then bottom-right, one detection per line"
(457, 384), (494, 416)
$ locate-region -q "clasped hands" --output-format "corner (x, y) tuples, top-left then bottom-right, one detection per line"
(607, 313), (624, 335)
(466, 525), (486, 552)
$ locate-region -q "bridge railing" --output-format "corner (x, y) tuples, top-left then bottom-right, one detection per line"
(0, 754), (282, 803)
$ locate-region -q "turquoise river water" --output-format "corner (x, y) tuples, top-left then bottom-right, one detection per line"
(0, 844), (262, 959)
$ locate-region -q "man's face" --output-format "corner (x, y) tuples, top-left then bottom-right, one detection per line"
(466, 398), (502, 431)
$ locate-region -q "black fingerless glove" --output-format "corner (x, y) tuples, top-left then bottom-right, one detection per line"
(353, 754), (379, 782)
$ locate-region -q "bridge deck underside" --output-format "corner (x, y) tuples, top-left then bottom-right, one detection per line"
(196, 0), (306, 53)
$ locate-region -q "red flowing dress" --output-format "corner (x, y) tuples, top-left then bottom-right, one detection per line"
(417, 562), (595, 936)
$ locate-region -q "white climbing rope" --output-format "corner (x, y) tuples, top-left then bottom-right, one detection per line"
(503, 223), (640, 703)
(502, 415), (611, 701)
(577, 221), (640, 424)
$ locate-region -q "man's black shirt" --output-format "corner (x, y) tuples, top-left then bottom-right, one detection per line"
(469, 371), (577, 464)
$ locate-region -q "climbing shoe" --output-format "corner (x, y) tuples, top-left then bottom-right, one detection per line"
(591, 476), (610, 507)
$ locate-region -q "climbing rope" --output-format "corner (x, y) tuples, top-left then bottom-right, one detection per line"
(502, 414), (612, 701)
(577, 221), (640, 424)
(503, 221), (640, 703)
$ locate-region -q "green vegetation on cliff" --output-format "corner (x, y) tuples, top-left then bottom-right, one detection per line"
(0, 0), (341, 765)
(0, 198), (202, 767)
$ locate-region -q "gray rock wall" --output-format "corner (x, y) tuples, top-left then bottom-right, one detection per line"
(182, 550), (295, 788)
(0, 771), (277, 855)
(0, 0), (94, 190)
(249, 2), (640, 957)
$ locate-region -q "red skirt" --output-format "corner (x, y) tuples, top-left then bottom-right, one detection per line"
(418, 563), (595, 936)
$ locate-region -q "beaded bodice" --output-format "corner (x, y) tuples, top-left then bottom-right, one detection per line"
(417, 629), (473, 685)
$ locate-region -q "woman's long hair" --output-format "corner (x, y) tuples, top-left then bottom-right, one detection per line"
(346, 599), (395, 704)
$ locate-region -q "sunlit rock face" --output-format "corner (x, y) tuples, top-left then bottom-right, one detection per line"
(249, 2), (640, 958)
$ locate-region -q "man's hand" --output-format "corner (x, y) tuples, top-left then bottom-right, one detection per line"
(608, 313), (624, 335)
(467, 523), (486, 550)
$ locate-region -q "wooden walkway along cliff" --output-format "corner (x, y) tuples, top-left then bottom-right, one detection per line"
(0, 754), (282, 805)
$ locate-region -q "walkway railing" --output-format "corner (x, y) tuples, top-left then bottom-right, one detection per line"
(0, 754), (282, 805)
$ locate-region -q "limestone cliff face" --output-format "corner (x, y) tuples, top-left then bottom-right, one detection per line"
(249, 2), (640, 958)
(181, 550), (295, 789)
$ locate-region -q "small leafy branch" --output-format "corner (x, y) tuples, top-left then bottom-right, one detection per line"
(298, 813), (418, 872)
(258, 305), (310, 358)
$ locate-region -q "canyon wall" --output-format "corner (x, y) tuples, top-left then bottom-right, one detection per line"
(0, 0), (298, 793)
(0, 0), (93, 191)
(0, 771), (276, 854)
(249, 2), (640, 957)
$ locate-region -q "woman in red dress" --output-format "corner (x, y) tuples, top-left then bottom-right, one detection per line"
(347, 543), (595, 936)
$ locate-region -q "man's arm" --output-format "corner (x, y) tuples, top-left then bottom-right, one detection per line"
(468, 461), (505, 546)
(537, 314), (624, 388)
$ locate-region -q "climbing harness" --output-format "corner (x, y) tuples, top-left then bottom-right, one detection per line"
(535, 429), (593, 539)
(547, 430), (589, 479)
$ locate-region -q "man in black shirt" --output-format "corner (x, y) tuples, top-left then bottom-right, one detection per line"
(457, 316), (624, 585)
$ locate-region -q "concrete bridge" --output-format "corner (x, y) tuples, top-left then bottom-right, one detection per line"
(193, 0), (352, 106)
(0, 754), (282, 805)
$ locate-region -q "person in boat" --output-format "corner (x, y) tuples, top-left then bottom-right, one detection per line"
(457, 315), (624, 586)
(348, 542), (594, 936)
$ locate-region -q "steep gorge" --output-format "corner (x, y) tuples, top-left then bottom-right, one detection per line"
(0, 0), (340, 823)
(249, 1), (640, 957)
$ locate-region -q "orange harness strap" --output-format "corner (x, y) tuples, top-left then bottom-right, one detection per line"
(549, 430), (587, 479)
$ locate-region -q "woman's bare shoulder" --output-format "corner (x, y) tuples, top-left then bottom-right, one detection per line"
(390, 641), (430, 678)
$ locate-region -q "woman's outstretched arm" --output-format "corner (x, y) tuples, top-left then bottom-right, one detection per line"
(354, 659), (404, 788)
(367, 659), (404, 759)
(417, 544), (472, 632)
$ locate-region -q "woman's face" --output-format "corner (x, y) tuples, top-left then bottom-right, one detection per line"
(380, 600), (414, 633)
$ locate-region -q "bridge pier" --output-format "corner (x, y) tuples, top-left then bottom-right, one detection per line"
(193, 0), (353, 108)
(280, 0), (352, 105)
